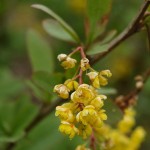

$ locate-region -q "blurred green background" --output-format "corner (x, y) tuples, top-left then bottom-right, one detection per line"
(0, 0), (150, 150)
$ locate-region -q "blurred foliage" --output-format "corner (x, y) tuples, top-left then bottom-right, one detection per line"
(0, 0), (150, 150)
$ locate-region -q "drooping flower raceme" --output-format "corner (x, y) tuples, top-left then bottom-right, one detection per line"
(54, 51), (112, 140)
(53, 49), (145, 150)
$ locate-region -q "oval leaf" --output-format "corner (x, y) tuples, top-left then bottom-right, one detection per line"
(100, 30), (117, 44)
(27, 29), (54, 73)
(43, 19), (77, 42)
(32, 4), (80, 43)
(87, 43), (109, 55)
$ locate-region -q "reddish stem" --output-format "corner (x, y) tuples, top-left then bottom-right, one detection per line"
(78, 46), (86, 58)
(90, 131), (96, 150)
(79, 68), (83, 84)
(69, 46), (86, 59)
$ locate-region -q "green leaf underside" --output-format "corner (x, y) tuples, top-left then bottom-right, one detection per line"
(100, 30), (117, 44)
(43, 19), (77, 42)
(32, 4), (80, 43)
(87, 43), (109, 55)
(98, 87), (117, 95)
(27, 29), (54, 73)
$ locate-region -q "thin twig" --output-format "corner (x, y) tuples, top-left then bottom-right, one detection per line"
(115, 68), (150, 111)
(145, 23), (150, 52)
(90, 0), (150, 65)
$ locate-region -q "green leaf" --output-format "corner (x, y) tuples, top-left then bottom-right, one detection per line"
(87, 43), (109, 55)
(26, 71), (64, 102)
(104, 99), (123, 125)
(14, 113), (83, 150)
(27, 29), (54, 73)
(87, 0), (112, 42)
(32, 4), (80, 43)
(0, 95), (39, 142)
(43, 19), (77, 43)
(98, 87), (117, 95)
(100, 30), (117, 44)
(31, 71), (64, 93)
(0, 69), (24, 100)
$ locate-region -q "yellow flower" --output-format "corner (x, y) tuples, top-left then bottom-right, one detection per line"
(53, 84), (70, 99)
(98, 109), (107, 121)
(118, 108), (135, 134)
(75, 145), (90, 150)
(98, 70), (112, 86)
(128, 127), (146, 150)
(61, 57), (77, 69)
(76, 105), (96, 125)
(76, 105), (104, 127)
(78, 124), (92, 139)
(71, 84), (96, 105)
(100, 70), (112, 78)
(55, 103), (75, 122)
(64, 79), (79, 91)
(87, 70), (112, 88)
(90, 95), (106, 110)
(59, 121), (79, 139)
(80, 58), (90, 71)
(108, 130), (130, 150)
(87, 72), (99, 88)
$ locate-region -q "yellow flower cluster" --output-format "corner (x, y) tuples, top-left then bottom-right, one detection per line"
(54, 53), (112, 139)
(95, 108), (146, 150)
(55, 83), (109, 139)
(54, 51), (145, 150)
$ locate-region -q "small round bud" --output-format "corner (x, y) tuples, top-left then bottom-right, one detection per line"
(61, 57), (77, 69)
(53, 84), (70, 99)
(64, 79), (79, 91)
(57, 54), (67, 61)
(86, 71), (98, 80)
(80, 58), (90, 71)
(100, 70), (112, 77)
(136, 81), (143, 89)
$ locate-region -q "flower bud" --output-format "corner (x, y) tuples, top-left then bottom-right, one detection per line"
(90, 96), (104, 110)
(57, 54), (67, 61)
(100, 70), (112, 77)
(59, 121), (79, 139)
(86, 72), (98, 80)
(61, 57), (77, 69)
(64, 79), (79, 91)
(55, 103), (75, 122)
(53, 84), (70, 99)
(80, 58), (90, 71)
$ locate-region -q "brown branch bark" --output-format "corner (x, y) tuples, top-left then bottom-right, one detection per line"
(90, 0), (150, 65)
